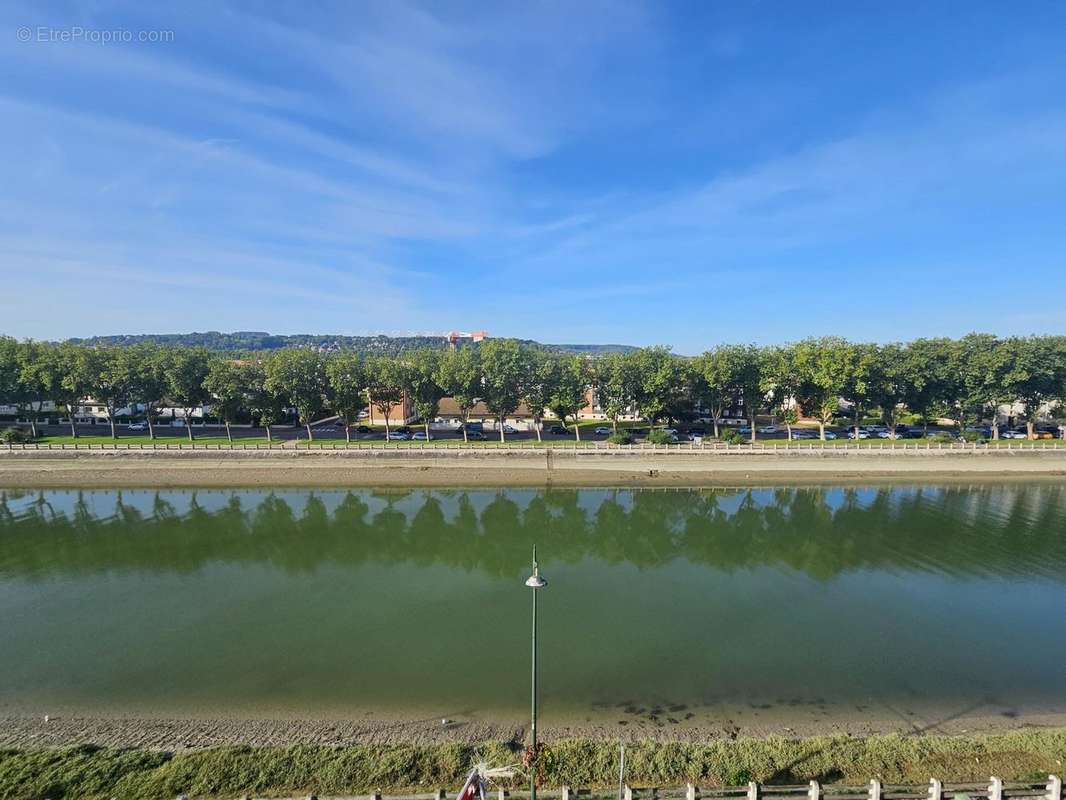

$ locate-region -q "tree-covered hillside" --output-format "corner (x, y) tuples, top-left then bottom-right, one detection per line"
(64, 331), (636, 356)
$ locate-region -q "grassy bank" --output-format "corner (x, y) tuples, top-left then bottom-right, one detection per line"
(3, 730), (1065, 800)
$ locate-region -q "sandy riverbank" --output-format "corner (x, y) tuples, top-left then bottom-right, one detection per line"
(3, 702), (1066, 750)
(1, 451), (1065, 487)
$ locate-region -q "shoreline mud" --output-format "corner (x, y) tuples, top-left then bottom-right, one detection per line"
(4, 702), (1066, 750)
(1, 451), (1066, 488)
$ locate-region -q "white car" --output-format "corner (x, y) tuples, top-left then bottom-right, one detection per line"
(876, 431), (893, 438)
(1002, 430), (1027, 439)
(127, 422), (148, 431)
(501, 424), (518, 434)
(594, 426), (611, 436)
(846, 430), (870, 439)
(411, 431), (429, 440)
(387, 431), (411, 441)
(757, 425), (779, 434)
(823, 431), (838, 440)
(791, 430), (817, 440)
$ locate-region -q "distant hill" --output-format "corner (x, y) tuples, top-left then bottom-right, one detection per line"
(65, 331), (638, 356)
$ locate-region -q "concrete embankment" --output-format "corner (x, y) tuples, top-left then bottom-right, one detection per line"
(1, 448), (1065, 486)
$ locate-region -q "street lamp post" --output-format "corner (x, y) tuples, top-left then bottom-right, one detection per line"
(525, 544), (547, 800)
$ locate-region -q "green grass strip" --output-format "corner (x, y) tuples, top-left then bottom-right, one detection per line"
(2, 730), (1065, 799)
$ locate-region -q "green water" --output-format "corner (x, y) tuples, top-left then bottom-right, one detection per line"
(1, 485), (1065, 725)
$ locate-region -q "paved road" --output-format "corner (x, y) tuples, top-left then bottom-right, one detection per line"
(31, 422), (967, 443)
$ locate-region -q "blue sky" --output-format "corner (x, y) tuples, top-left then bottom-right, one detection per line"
(2, 1), (1065, 353)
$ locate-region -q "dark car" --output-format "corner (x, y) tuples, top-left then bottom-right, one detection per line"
(355, 425), (371, 433)
(466, 431), (488, 441)
(899, 428), (925, 439)
(548, 425), (568, 435)
(395, 426), (412, 434)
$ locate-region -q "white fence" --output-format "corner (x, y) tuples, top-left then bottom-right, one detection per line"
(271, 776), (1062, 800)
(2, 441), (1066, 455)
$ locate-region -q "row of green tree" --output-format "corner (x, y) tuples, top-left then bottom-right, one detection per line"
(1, 334), (1064, 442)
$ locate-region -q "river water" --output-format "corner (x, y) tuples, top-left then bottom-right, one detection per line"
(1, 485), (1064, 730)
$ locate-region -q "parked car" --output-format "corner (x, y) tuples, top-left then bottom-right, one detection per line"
(411, 431), (429, 440)
(127, 422), (148, 431)
(501, 424), (518, 434)
(662, 428), (679, 436)
(927, 430), (956, 440)
(822, 430), (838, 440)
(1002, 430), (1027, 439)
(791, 430), (817, 440)
(846, 430), (870, 439)
(466, 431), (488, 441)
(387, 431), (410, 441)
(355, 425), (371, 433)
(876, 431), (893, 438)
(548, 425), (568, 435)
(737, 426), (752, 435)
(594, 426), (611, 436)
(757, 425), (779, 434)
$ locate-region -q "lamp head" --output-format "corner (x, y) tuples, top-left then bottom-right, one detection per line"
(525, 544), (547, 588)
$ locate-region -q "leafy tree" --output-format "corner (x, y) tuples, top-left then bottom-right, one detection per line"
(78, 347), (135, 439)
(901, 338), (958, 435)
(760, 344), (802, 440)
(363, 355), (408, 440)
(264, 348), (327, 441)
(793, 337), (858, 441)
(522, 350), (559, 441)
(732, 344), (764, 443)
(957, 333), (1011, 440)
(50, 342), (90, 438)
(164, 347), (212, 442)
(15, 340), (60, 438)
(1000, 336), (1063, 438)
(631, 346), (682, 431)
(592, 351), (639, 433)
(694, 345), (742, 438)
(406, 349), (446, 441)
(325, 353), (367, 443)
(839, 343), (878, 440)
(479, 338), (529, 442)
(204, 358), (250, 442)
(244, 361), (287, 442)
(436, 347), (481, 442)
(867, 343), (910, 438)
(0, 338), (20, 426)
(548, 355), (589, 440)
(126, 344), (168, 440)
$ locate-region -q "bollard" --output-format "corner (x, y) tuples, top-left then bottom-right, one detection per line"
(928, 779), (942, 800)
(809, 781), (820, 800)
(562, 788), (571, 800)
(370, 793), (382, 800)
(624, 786), (633, 800)
(1047, 776), (1062, 800)
(436, 791), (447, 800)
(498, 790), (509, 800)
(748, 782), (759, 800)
(989, 777), (1003, 800)
(868, 779), (882, 800)
(686, 783), (697, 800)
